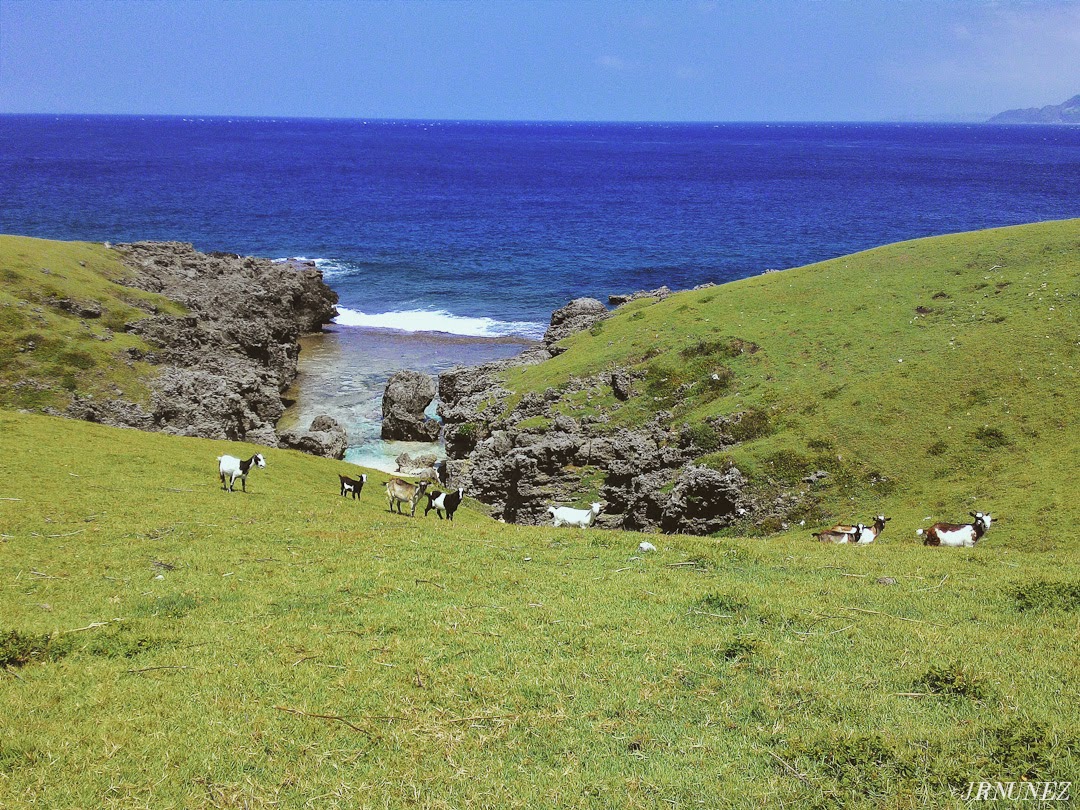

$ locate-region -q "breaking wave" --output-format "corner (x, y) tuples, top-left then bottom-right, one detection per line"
(333, 307), (544, 339)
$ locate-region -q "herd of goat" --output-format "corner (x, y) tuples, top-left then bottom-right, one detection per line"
(216, 453), (994, 545)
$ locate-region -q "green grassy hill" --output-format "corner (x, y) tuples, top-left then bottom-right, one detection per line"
(1, 411), (1078, 808)
(0, 235), (183, 411)
(1, 224), (1078, 807)
(499, 219), (1080, 539)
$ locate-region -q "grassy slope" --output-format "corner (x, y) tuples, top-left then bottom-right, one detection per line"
(504, 219), (1080, 539)
(0, 235), (182, 411)
(0, 414), (1077, 809)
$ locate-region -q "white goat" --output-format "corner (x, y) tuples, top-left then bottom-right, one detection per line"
(217, 453), (266, 492)
(917, 512), (993, 547)
(548, 502), (602, 528)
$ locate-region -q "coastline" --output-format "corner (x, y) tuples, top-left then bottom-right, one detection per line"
(281, 325), (533, 471)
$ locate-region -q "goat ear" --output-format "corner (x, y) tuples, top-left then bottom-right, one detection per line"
(969, 512), (979, 519)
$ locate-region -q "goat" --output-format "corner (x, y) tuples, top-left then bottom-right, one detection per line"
(339, 473), (367, 499)
(855, 514), (890, 544)
(217, 453), (266, 492)
(548, 502), (602, 528)
(424, 488), (464, 521)
(433, 460), (449, 487)
(813, 514), (890, 544)
(385, 478), (429, 516)
(812, 523), (864, 544)
(917, 511), (993, 547)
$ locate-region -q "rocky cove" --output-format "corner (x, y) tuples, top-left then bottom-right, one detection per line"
(63, 241), (760, 536)
(431, 294), (756, 536)
(65, 241), (349, 456)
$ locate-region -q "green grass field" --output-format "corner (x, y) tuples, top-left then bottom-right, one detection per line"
(0, 235), (182, 412)
(1, 225), (1078, 807)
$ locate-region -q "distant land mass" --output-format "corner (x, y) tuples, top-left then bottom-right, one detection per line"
(988, 94), (1080, 124)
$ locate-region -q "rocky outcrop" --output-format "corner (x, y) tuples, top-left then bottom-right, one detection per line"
(395, 450), (440, 479)
(542, 297), (608, 354)
(279, 415), (348, 459)
(608, 286), (673, 306)
(381, 370), (442, 441)
(63, 242), (340, 451)
(428, 291), (768, 534)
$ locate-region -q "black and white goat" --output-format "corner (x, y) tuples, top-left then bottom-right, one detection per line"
(217, 453), (266, 492)
(855, 514), (891, 544)
(917, 512), (993, 547)
(424, 488), (464, 521)
(385, 478), (429, 516)
(339, 473), (367, 499)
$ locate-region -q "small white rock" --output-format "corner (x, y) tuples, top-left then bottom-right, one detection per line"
(153, 574), (165, 580)
(638, 541), (657, 553)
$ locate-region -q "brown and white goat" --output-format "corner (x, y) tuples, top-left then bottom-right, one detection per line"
(813, 514), (890, 544)
(812, 523), (864, 544)
(917, 512), (993, 547)
(385, 478), (429, 516)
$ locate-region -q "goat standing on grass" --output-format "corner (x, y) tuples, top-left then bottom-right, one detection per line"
(339, 473), (366, 499)
(385, 478), (429, 516)
(918, 512), (993, 547)
(425, 488), (464, 521)
(548, 502), (602, 528)
(217, 453), (266, 492)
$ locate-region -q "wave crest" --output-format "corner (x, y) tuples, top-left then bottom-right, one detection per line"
(334, 307), (544, 339)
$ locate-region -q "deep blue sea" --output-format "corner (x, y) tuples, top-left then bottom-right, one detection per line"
(3, 115), (1079, 467)
(3, 115), (1080, 339)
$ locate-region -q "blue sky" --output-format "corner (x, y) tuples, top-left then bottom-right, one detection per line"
(1, 0), (1077, 121)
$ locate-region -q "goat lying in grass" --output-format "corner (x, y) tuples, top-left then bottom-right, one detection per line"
(339, 473), (366, 499)
(217, 453), (266, 492)
(385, 478), (429, 516)
(812, 514), (890, 544)
(548, 502), (602, 528)
(812, 523), (864, 544)
(425, 488), (464, 521)
(918, 512), (993, 547)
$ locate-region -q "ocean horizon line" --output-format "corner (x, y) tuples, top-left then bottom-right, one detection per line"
(0, 111), (1000, 126)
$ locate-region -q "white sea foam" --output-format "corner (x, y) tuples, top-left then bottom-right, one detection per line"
(273, 256), (351, 277)
(334, 307), (544, 339)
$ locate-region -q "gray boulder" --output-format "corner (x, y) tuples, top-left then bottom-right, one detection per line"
(381, 370), (442, 441)
(279, 415), (348, 459)
(543, 297), (608, 353)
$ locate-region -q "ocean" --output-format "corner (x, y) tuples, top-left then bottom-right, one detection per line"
(3, 115), (1079, 465)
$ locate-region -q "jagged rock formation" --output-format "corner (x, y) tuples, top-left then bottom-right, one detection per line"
(66, 242), (340, 452)
(435, 296), (753, 534)
(542, 297), (608, 354)
(279, 415), (348, 459)
(381, 370), (442, 441)
(988, 94), (1080, 124)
